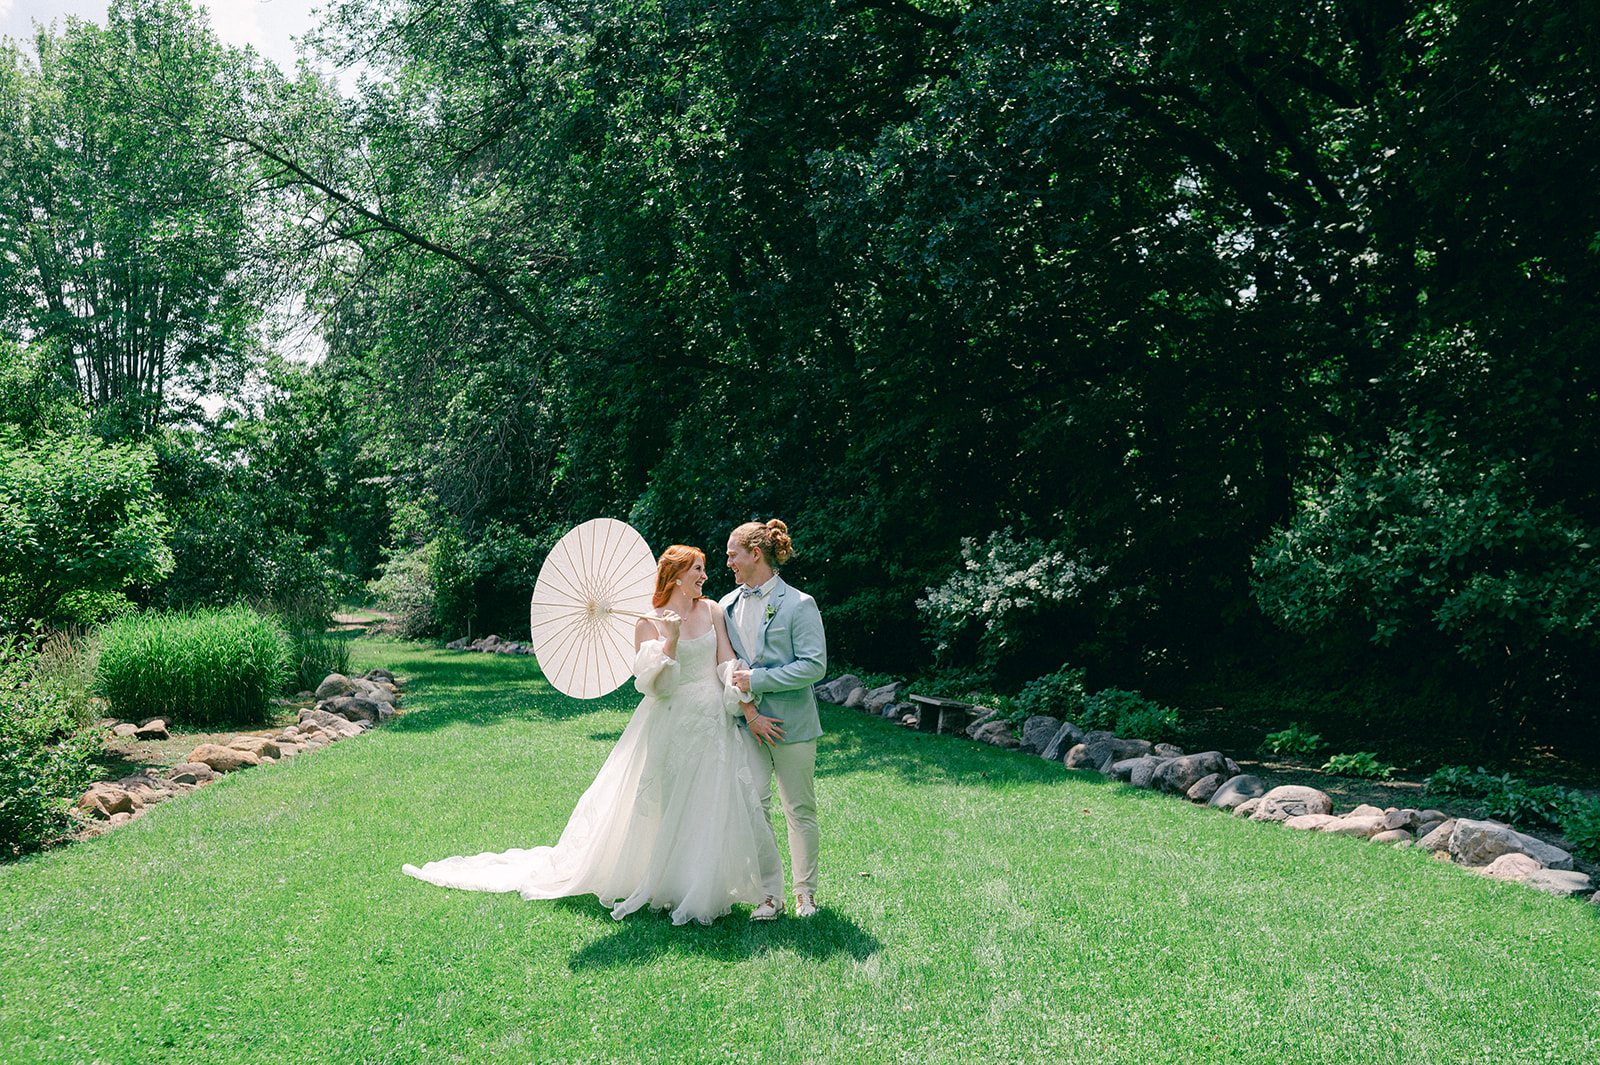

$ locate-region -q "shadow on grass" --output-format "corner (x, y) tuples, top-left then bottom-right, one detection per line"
(561, 901), (882, 969)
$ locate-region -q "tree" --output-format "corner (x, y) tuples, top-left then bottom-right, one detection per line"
(0, 0), (272, 433)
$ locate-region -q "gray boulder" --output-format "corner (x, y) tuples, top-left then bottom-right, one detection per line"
(971, 719), (1020, 749)
(1108, 757), (1142, 783)
(1151, 751), (1230, 795)
(1185, 772), (1224, 804)
(1369, 829), (1413, 844)
(314, 673), (360, 701)
(1019, 716), (1063, 756)
(1153, 743), (1186, 759)
(883, 700), (914, 720)
(1248, 784), (1334, 823)
(1210, 775), (1268, 811)
(1522, 870), (1596, 897)
(813, 675), (864, 705)
(1063, 741), (1117, 774)
(1040, 721), (1086, 761)
(297, 708), (365, 738)
(1415, 819), (1457, 852)
(1129, 757), (1170, 789)
(1449, 819), (1574, 870)
(863, 683), (905, 714)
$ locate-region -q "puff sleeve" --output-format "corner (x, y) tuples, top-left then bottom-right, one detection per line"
(632, 640), (681, 698)
(718, 658), (752, 717)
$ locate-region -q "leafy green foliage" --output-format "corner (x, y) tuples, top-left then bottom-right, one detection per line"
(1559, 797), (1600, 863)
(1259, 724), (1325, 760)
(0, 431), (174, 629)
(1423, 765), (1578, 831)
(0, 637), (102, 857)
(95, 606), (289, 726)
(0, 0), (274, 432)
(1013, 665), (1089, 722)
(1319, 752), (1398, 780)
(1081, 688), (1185, 745)
(1253, 433), (1600, 741)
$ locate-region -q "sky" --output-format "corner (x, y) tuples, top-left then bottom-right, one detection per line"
(0, 0), (334, 80)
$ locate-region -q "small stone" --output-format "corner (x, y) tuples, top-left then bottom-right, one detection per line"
(1369, 829), (1413, 844)
(112, 723), (139, 738)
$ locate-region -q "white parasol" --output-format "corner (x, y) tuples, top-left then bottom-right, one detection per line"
(528, 518), (658, 699)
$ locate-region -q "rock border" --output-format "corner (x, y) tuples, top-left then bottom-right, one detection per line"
(75, 669), (404, 837)
(816, 677), (1599, 904)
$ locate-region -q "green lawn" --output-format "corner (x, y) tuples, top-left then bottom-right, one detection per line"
(2, 640), (1597, 1064)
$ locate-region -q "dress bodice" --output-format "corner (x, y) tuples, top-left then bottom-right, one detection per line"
(675, 628), (719, 686)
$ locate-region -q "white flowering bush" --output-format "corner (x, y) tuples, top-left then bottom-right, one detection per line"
(917, 527), (1110, 675)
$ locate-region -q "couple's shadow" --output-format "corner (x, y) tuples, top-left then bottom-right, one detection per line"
(557, 898), (881, 969)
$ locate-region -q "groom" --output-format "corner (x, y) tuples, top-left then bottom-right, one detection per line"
(722, 520), (827, 920)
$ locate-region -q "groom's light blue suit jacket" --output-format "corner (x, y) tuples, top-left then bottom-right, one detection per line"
(720, 578), (827, 745)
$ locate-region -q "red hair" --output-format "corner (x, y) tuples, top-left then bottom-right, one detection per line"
(652, 545), (706, 608)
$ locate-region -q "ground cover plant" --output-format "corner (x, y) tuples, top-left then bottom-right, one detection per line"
(2, 641), (1597, 1065)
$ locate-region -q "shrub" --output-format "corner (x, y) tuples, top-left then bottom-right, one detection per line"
(368, 540), (439, 639)
(1259, 723), (1325, 759)
(1, 637), (102, 858)
(1423, 765), (1577, 830)
(1320, 751), (1398, 779)
(96, 606), (289, 727)
(1560, 797), (1600, 863)
(1081, 687), (1185, 744)
(917, 527), (1111, 677)
(1014, 665), (1088, 721)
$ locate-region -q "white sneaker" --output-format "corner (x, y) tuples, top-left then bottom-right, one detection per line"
(794, 892), (817, 918)
(751, 896), (785, 921)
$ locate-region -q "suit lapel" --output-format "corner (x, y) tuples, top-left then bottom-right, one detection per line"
(756, 580), (786, 651)
(722, 592), (747, 659)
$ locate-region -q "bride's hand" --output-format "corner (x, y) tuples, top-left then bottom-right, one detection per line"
(651, 611), (683, 641)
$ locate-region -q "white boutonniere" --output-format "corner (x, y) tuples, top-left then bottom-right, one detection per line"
(764, 604), (777, 623)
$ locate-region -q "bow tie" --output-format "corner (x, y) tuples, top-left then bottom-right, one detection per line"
(740, 586), (767, 599)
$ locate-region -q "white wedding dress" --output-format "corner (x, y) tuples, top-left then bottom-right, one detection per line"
(402, 630), (777, 925)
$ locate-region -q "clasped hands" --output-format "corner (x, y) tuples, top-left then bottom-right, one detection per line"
(732, 665), (785, 747)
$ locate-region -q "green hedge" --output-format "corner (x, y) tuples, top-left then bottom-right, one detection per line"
(96, 606), (289, 727)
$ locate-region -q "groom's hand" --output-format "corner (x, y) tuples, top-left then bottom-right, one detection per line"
(731, 667), (752, 693)
(746, 710), (784, 746)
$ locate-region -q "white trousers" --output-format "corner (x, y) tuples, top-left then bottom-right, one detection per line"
(748, 738), (818, 897)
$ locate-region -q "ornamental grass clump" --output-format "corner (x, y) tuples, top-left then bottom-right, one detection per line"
(96, 606), (289, 727)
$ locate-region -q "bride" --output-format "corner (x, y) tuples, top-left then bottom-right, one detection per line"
(402, 545), (783, 925)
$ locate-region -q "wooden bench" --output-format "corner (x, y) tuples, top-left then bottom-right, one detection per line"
(907, 694), (978, 736)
